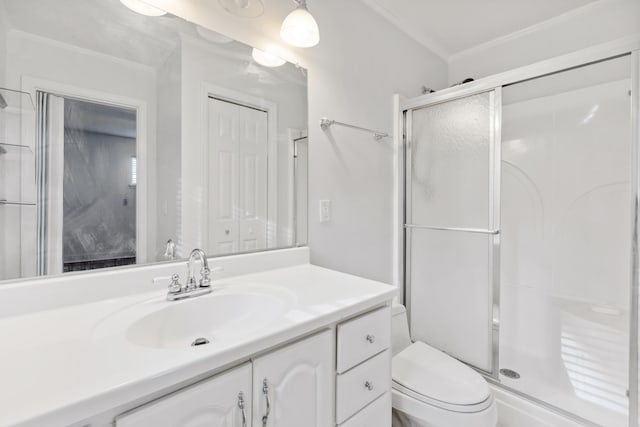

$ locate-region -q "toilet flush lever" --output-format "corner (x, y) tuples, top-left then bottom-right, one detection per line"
(366, 334), (375, 344)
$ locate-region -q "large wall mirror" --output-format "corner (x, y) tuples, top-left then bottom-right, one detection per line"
(0, 0), (308, 281)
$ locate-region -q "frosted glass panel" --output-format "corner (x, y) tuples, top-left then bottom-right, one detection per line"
(501, 56), (631, 426)
(410, 92), (492, 229)
(409, 229), (492, 372)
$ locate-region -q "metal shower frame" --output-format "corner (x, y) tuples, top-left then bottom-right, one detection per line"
(397, 36), (640, 427)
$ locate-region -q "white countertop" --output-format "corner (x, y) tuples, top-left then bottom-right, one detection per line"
(0, 264), (395, 427)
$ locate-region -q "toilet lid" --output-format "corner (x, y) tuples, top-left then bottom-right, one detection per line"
(392, 342), (490, 407)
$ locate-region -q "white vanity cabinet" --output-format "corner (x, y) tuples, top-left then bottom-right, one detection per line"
(115, 331), (333, 427)
(116, 362), (252, 427)
(1, 261), (397, 427)
(252, 329), (333, 427)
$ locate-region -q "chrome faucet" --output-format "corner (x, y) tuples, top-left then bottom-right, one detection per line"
(155, 248), (222, 301)
(187, 248), (211, 290)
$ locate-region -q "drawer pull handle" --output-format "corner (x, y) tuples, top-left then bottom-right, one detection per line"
(366, 334), (375, 343)
(237, 392), (247, 427)
(364, 381), (374, 391)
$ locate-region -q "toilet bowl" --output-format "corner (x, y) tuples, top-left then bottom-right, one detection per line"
(391, 304), (497, 427)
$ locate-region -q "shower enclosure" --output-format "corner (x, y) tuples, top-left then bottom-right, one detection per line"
(402, 43), (640, 427)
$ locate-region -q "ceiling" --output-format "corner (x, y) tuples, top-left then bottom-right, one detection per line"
(360, 0), (604, 59)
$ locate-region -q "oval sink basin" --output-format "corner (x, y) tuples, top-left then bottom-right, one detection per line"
(118, 287), (293, 349)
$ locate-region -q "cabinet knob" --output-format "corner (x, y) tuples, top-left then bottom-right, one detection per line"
(364, 381), (374, 391)
(366, 334), (375, 344)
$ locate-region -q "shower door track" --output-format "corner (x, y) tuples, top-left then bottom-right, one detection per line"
(486, 378), (601, 427)
(400, 36), (640, 427)
(400, 38), (638, 112)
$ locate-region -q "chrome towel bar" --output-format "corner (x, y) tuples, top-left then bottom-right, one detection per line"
(320, 117), (389, 141)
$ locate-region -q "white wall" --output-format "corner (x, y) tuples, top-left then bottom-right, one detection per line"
(155, 46), (181, 261)
(146, 0), (448, 283)
(0, 17), (15, 279)
(0, 9), (6, 86)
(448, 0), (640, 84)
(305, 2), (447, 283)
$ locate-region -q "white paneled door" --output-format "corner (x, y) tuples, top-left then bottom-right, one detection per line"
(208, 97), (268, 255)
(252, 330), (333, 427)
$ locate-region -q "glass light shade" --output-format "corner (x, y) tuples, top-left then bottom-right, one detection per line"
(120, 0), (167, 16)
(252, 48), (286, 67)
(280, 6), (319, 48)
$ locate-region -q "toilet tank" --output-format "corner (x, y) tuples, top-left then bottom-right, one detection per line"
(391, 303), (412, 355)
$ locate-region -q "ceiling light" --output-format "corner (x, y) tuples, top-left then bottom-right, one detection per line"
(280, 0), (319, 48)
(252, 48), (286, 67)
(120, 0), (167, 16)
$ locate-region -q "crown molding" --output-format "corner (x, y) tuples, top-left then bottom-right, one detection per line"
(448, 0), (620, 63)
(360, 0), (627, 65)
(359, 0), (451, 61)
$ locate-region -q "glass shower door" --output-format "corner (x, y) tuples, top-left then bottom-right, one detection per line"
(500, 55), (632, 426)
(406, 90), (500, 374)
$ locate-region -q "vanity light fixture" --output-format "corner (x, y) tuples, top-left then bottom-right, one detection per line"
(252, 48), (286, 67)
(280, 0), (319, 48)
(119, 0), (166, 16)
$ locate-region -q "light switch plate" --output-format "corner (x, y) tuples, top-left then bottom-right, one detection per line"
(319, 200), (331, 223)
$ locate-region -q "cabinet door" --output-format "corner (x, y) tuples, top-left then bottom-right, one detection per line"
(116, 363), (252, 427)
(253, 330), (333, 427)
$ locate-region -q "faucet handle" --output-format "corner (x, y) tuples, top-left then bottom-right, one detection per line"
(153, 274), (182, 294)
(168, 274), (182, 293)
(199, 266), (223, 288)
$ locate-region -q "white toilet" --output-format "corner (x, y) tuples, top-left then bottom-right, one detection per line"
(391, 304), (498, 427)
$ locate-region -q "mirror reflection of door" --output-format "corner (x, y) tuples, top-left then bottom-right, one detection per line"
(293, 136), (308, 245)
(207, 97), (268, 255)
(37, 93), (137, 274)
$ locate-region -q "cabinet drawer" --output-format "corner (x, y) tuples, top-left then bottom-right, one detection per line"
(339, 393), (391, 427)
(336, 350), (390, 424)
(337, 306), (390, 373)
